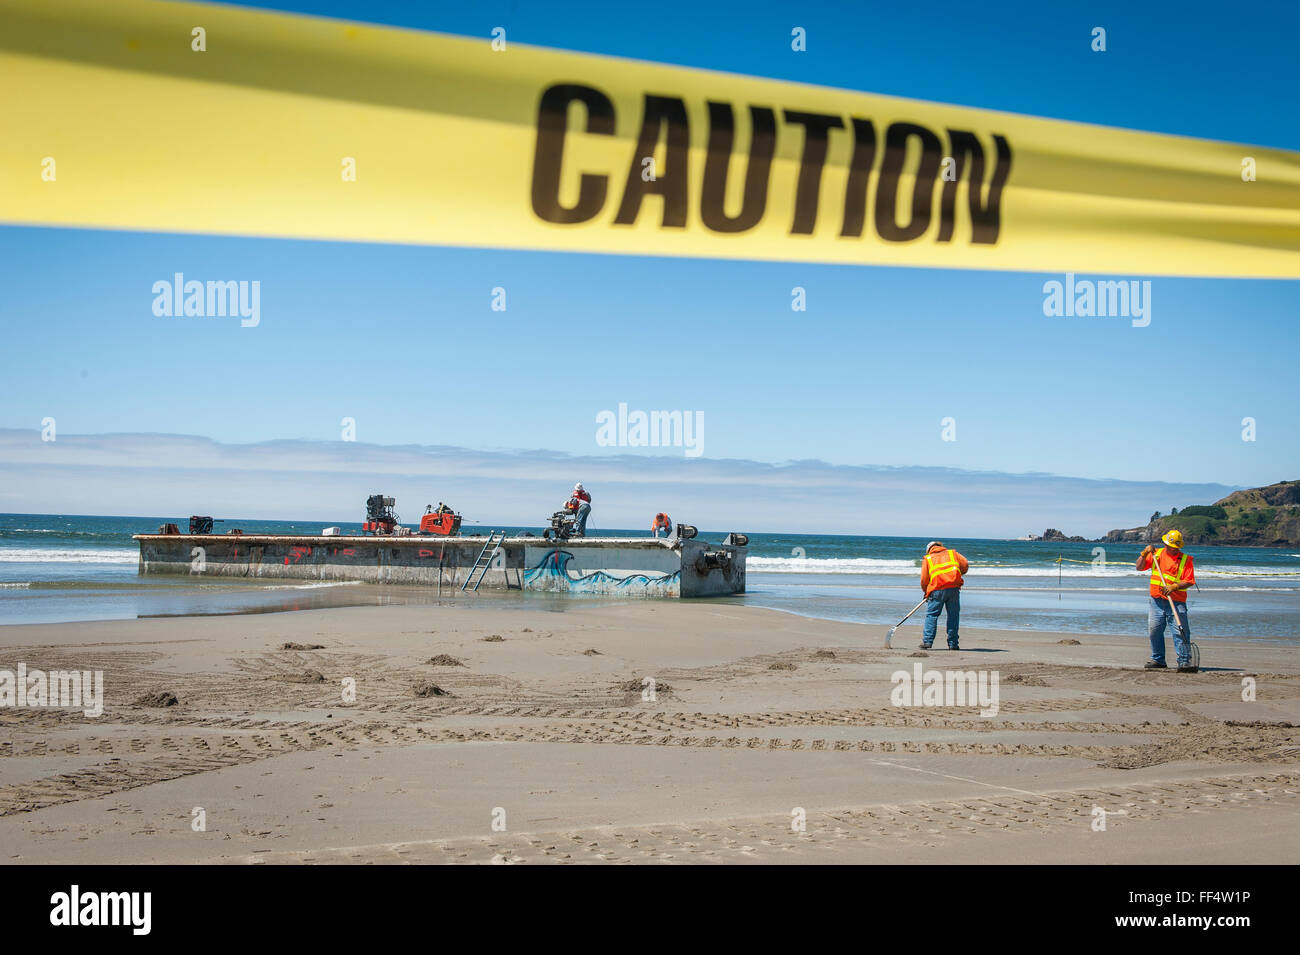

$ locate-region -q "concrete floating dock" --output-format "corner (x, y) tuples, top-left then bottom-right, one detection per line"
(133, 533), (747, 598)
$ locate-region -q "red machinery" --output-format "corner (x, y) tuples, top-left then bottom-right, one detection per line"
(419, 503), (462, 536)
(362, 494), (399, 535)
(363, 495), (462, 536)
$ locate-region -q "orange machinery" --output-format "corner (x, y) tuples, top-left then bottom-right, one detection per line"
(419, 504), (462, 536)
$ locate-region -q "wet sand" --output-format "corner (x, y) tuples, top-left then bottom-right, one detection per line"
(1, 601), (1297, 864)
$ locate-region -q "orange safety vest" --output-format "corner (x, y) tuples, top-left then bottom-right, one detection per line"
(925, 549), (963, 594)
(652, 513), (670, 530)
(1149, 547), (1191, 602)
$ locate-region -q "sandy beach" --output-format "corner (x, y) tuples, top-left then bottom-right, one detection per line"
(1, 599), (1297, 865)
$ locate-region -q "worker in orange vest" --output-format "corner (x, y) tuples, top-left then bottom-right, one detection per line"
(651, 513), (673, 538)
(1137, 529), (1197, 672)
(919, 541), (970, 650)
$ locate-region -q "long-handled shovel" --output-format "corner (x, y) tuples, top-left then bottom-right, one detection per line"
(885, 597), (928, 649)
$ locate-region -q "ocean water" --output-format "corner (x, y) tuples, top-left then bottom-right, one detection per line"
(736, 533), (1300, 644)
(2, 514), (1298, 642)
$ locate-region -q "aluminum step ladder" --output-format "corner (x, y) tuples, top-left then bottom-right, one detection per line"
(461, 531), (504, 592)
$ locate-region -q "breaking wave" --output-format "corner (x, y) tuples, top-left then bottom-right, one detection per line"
(0, 548), (138, 564)
(747, 556), (1298, 579)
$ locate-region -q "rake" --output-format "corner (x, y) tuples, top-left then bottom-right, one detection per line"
(884, 598), (928, 649)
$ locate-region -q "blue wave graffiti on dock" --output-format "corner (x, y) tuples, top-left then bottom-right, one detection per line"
(523, 549), (681, 597)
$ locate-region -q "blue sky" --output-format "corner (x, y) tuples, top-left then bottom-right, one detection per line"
(1, 0), (1297, 530)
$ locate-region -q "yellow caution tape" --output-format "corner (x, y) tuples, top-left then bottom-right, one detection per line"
(2, 0), (1299, 275)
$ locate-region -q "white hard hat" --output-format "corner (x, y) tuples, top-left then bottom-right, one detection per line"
(926, 540), (942, 551)
(574, 482), (583, 490)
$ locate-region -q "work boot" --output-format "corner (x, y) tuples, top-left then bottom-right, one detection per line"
(918, 642), (932, 650)
(1143, 660), (1167, 669)
(1176, 664), (1199, 673)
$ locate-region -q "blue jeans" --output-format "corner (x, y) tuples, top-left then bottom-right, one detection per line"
(1148, 596), (1191, 666)
(573, 502), (590, 536)
(922, 587), (961, 648)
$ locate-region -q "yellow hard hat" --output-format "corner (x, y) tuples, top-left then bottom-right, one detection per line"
(1161, 529), (1184, 549)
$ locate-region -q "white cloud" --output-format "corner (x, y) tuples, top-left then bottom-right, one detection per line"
(0, 429), (1236, 537)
